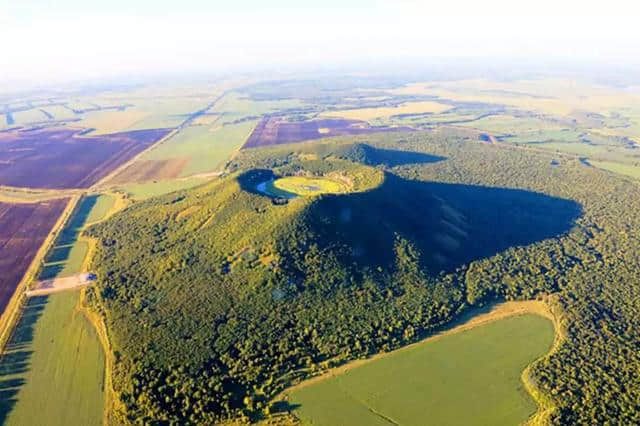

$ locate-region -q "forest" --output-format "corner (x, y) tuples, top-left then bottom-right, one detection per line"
(86, 129), (640, 424)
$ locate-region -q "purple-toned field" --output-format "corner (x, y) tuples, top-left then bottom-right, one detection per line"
(0, 128), (172, 189)
(0, 199), (69, 314)
(243, 118), (412, 148)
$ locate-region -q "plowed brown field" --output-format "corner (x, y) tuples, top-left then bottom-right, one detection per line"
(243, 118), (412, 148)
(0, 198), (69, 314)
(0, 128), (172, 189)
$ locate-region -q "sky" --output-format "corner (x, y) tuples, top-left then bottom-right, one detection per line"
(2, 0), (640, 84)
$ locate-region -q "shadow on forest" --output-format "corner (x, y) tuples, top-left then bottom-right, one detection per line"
(236, 146), (582, 274)
(0, 296), (48, 423)
(335, 144), (446, 167)
(270, 400), (301, 415)
(303, 172), (582, 273)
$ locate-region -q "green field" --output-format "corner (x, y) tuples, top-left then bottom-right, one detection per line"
(40, 241), (88, 280)
(38, 195), (112, 280)
(0, 193), (115, 424)
(119, 176), (212, 200)
(288, 314), (554, 426)
(84, 194), (116, 224)
(133, 120), (257, 177)
(588, 160), (640, 180)
(0, 293), (104, 426)
(273, 176), (348, 196)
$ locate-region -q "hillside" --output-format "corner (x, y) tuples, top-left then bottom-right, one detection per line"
(87, 131), (640, 424)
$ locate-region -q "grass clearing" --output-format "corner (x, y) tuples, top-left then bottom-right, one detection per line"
(588, 160), (640, 180)
(287, 313), (554, 426)
(123, 120), (257, 180)
(322, 101), (452, 121)
(0, 293), (104, 426)
(273, 176), (349, 196)
(118, 176), (212, 200)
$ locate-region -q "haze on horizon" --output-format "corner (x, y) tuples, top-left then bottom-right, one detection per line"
(2, 0), (640, 85)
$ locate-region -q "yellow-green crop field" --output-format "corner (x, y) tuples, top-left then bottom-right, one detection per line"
(273, 176), (348, 196)
(323, 101), (452, 121)
(288, 314), (554, 426)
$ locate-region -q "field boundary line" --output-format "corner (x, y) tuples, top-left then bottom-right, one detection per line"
(522, 295), (567, 426)
(271, 299), (557, 407)
(0, 194), (81, 353)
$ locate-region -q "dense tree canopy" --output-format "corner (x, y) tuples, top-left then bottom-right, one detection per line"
(87, 130), (640, 424)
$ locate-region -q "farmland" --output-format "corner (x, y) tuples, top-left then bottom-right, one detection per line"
(117, 177), (212, 200)
(112, 120), (257, 183)
(2, 73), (640, 426)
(587, 160), (640, 180)
(286, 313), (555, 426)
(40, 194), (117, 280)
(243, 117), (412, 148)
(0, 199), (68, 315)
(0, 293), (104, 426)
(0, 193), (122, 424)
(322, 100), (452, 121)
(0, 128), (171, 189)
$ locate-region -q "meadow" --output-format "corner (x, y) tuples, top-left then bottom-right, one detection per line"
(287, 314), (554, 426)
(273, 176), (348, 196)
(117, 176), (212, 200)
(0, 293), (104, 426)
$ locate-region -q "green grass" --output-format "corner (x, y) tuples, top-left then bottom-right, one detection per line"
(288, 314), (554, 426)
(0, 293), (104, 426)
(273, 176), (348, 196)
(505, 129), (583, 144)
(84, 195), (116, 224)
(589, 160), (640, 180)
(533, 141), (620, 157)
(119, 176), (212, 200)
(0, 193), (115, 423)
(38, 195), (110, 280)
(137, 120), (257, 177)
(40, 241), (89, 279)
(457, 114), (566, 134)
(213, 92), (304, 124)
